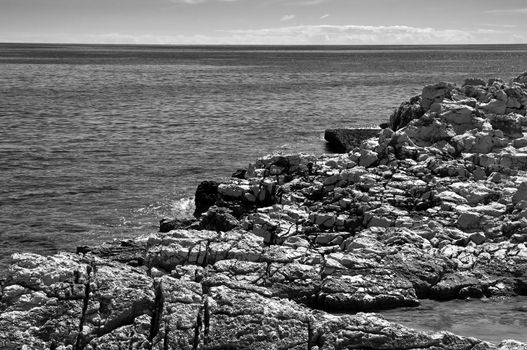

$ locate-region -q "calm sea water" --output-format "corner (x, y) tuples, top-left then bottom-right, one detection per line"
(381, 297), (527, 344)
(1, 43), (527, 272)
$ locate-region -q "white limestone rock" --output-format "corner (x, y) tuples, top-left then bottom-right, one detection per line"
(421, 81), (456, 110)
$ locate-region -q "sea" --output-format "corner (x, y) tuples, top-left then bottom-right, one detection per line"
(1, 43), (527, 273)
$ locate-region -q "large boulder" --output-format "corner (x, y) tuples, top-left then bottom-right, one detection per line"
(402, 114), (456, 146)
(479, 99), (507, 115)
(421, 82), (456, 110)
(431, 102), (485, 134)
(513, 182), (527, 206)
(513, 72), (527, 85)
(193, 180), (220, 217)
(463, 78), (487, 87)
(452, 130), (508, 154)
(488, 113), (526, 138)
(389, 95), (425, 130)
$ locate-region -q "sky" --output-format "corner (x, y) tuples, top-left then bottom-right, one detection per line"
(1, 0), (527, 45)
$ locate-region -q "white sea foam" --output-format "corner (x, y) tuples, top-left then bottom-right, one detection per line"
(171, 197), (195, 219)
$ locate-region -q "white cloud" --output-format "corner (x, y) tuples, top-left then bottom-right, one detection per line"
(217, 24), (521, 45)
(484, 7), (527, 14)
(280, 14), (296, 21)
(483, 23), (517, 28)
(320, 14), (330, 19)
(4, 24), (522, 45)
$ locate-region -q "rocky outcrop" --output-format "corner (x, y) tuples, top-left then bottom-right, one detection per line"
(1, 251), (523, 349)
(3, 73), (527, 349)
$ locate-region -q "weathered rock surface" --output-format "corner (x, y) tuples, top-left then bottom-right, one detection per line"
(1, 251), (523, 349)
(3, 73), (527, 349)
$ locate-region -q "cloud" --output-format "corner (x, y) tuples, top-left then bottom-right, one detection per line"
(483, 7), (527, 14)
(483, 23), (517, 28)
(4, 24), (522, 45)
(320, 14), (330, 19)
(280, 14), (296, 21)
(217, 24), (521, 45)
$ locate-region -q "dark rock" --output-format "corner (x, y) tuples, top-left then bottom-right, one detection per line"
(231, 168), (246, 179)
(513, 72), (527, 85)
(430, 272), (485, 300)
(463, 78), (487, 87)
(458, 285), (485, 299)
(386, 247), (454, 299)
(199, 205), (239, 232)
(469, 232), (486, 245)
(489, 114), (524, 138)
(511, 233), (527, 244)
(488, 78), (504, 86)
(193, 180), (219, 217)
(502, 220), (526, 238)
(159, 217), (195, 233)
(389, 95), (425, 130)
(324, 128), (379, 153)
(421, 82), (455, 110)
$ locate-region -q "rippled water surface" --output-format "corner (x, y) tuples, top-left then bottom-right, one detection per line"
(2, 43), (527, 271)
(380, 297), (527, 344)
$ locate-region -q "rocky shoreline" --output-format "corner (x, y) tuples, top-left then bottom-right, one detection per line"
(2, 74), (527, 349)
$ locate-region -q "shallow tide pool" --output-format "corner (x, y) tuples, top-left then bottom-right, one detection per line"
(379, 297), (527, 344)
